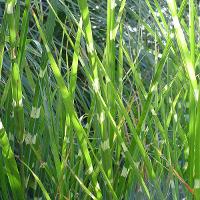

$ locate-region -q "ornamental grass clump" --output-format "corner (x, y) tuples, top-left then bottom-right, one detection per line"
(0, 0), (200, 199)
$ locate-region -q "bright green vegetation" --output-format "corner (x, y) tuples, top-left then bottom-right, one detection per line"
(0, 0), (200, 199)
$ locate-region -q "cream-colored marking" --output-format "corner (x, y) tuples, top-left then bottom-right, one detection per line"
(39, 68), (46, 78)
(121, 166), (129, 178)
(194, 89), (199, 102)
(40, 162), (47, 168)
(174, 113), (177, 122)
(7, 2), (13, 14)
(25, 133), (31, 144)
(135, 162), (140, 168)
(194, 179), (200, 189)
(19, 98), (23, 107)
(25, 133), (36, 145)
(138, 186), (142, 192)
(110, 30), (114, 40)
(30, 107), (41, 119)
(0, 120), (3, 130)
(93, 78), (99, 93)
(142, 124), (145, 132)
(121, 142), (128, 152)
(170, 33), (174, 39)
(186, 62), (196, 81)
(111, 0), (116, 10)
(78, 149), (82, 157)
(170, 180), (175, 188)
(12, 100), (16, 107)
(87, 43), (94, 54)
(96, 182), (100, 190)
(98, 112), (105, 123)
(12, 99), (23, 107)
(167, 0), (173, 5)
(151, 83), (157, 92)
(172, 16), (179, 28)
(151, 108), (157, 116)
(106, 76), (111, 83)
(87, 165), (93, 175)
(101, 139), (110, 151)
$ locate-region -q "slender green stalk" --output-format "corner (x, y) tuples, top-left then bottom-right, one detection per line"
(195, 86), (200, 198)
(0, 14), (5, 79)
(6, 0), (26, 193)
(167, 0), (197, 92)
(0, 118), (24, 199)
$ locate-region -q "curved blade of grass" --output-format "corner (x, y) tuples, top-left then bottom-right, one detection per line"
(0, 13), (6, 79)
(0, 118), (24, 200)
(17, 0), (31, 69)
(187, 1), (196, 191)
(195, 85), (200, 198)
(69, 18), (82, 96)
(167, 0), (197, 92)
(20, 160), (51, 200)
(67, 165), (97, 200)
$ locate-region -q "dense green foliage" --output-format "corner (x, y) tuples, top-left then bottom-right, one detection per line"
(0, 0), (200, 199)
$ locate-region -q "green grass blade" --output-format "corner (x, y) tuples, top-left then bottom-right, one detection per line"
(0, 118), (24, 200)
